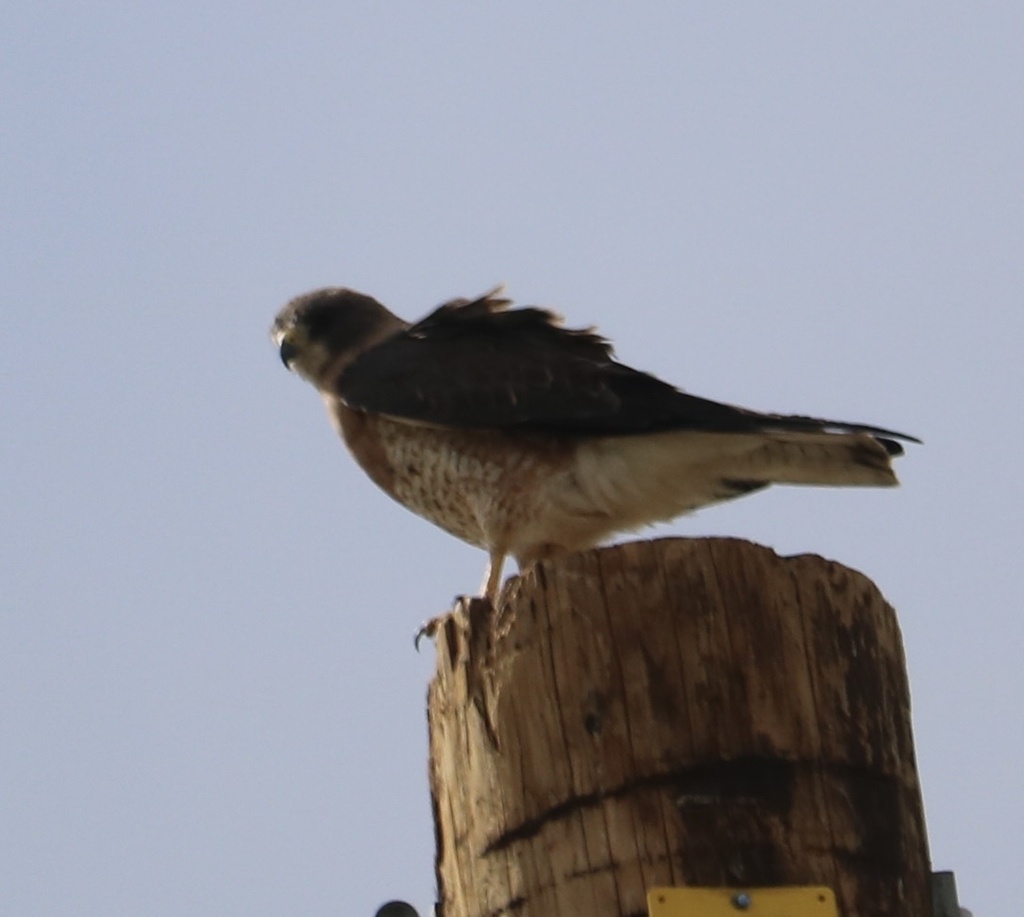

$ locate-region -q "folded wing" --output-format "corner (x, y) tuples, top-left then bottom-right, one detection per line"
(336, 290), (919, 452)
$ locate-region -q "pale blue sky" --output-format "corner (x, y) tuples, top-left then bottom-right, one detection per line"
(2, 4), (1021, 915)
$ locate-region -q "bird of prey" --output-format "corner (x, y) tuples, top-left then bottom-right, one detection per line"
(272, 287), (917, 600)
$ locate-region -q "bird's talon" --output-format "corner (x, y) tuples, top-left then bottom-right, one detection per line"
(414, 616), (443, 651)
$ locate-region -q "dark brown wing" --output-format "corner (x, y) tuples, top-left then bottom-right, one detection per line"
(336, 291), (920, 449)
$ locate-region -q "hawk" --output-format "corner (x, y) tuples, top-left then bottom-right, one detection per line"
(272, 287), (917, 600)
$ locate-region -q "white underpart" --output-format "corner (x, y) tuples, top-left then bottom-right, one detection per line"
(504, 430), (896, 566)
(329, 402), (897, 601)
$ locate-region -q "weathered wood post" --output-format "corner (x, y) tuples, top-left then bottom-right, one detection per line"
(428, 537), (932, 916)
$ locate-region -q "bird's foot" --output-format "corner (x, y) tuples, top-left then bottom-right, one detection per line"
(414, 613), (446, 651)
(414, 594), (491, 651)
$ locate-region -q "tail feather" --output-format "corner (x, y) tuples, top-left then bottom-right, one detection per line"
(566, 430), (901, 533)
(529, 428), (907, 559)
(737, 432), (899, 488)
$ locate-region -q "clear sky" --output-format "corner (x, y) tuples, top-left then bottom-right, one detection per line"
(2, 4), (1020, 915)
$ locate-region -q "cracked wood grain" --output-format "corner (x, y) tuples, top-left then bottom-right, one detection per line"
(427, 537), (932, 917)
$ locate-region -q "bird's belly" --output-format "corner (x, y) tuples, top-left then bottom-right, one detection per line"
(333, 405), (574, 550)
(383, 428), (511, 546)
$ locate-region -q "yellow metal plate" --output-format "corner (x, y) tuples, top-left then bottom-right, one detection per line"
(648, 886), (837, 917)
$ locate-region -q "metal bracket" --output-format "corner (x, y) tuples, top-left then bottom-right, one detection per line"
(648, 886), (837, 916)
(931, 871), (968, 917)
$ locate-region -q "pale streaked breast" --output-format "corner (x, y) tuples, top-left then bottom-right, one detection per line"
(329, 400), (574, 551)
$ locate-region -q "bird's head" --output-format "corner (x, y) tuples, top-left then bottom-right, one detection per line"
(271, 287), (407, 389)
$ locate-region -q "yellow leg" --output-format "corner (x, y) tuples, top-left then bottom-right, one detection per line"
(481, 552), (506, 601)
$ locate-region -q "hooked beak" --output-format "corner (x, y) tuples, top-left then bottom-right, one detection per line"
(279, 337), (299, 369)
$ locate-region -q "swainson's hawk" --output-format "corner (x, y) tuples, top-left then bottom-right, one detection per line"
(272, 287), (917, 600)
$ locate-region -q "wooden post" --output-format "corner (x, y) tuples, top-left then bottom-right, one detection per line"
(427, 537), (932, 917)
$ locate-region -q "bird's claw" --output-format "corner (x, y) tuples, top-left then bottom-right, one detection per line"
(414, 615), (444, 651)
(413, 595), (491, 651)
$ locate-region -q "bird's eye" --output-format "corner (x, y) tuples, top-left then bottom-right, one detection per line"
(303, 308), (335, 340)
